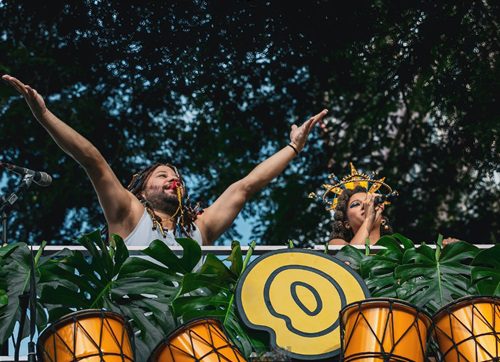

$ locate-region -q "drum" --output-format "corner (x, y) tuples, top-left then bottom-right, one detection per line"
(433, 296), (500, 362)
(340, 298), (432, 362)
(148, 318), (246, 362)
(37, 309), (135, 362)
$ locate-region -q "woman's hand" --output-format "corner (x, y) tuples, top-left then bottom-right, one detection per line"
(442, 237), (460, 246)
(2, 74), (47, 120)
(362, 193), (384, 231)
(290, 109), (328, 152)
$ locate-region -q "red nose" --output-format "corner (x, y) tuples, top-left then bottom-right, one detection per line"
(167, 180), (181, 190)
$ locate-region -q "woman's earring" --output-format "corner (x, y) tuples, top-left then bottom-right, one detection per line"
(381, 218), (389, 230)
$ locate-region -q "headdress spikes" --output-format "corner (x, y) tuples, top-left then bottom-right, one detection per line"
(309, 162), (395, 210)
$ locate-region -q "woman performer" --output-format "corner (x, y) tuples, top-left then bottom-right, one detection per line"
(322, 164), (457, 246)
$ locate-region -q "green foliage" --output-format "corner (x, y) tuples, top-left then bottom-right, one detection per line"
(0, 232), (265, 360)
(395, 240), (479, 313)
(156, 240), (267, 357)
(0, 232), (498, 359)
(39, 233), (190, 360)
(0, 1), (498, 246)
(0, 291), (7, 309)
(0, 242), (47, 346)
(335, 234), (500, 315)
(471, 245), (500, 295)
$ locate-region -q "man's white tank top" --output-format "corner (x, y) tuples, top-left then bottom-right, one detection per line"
(124, 209), (203, 246)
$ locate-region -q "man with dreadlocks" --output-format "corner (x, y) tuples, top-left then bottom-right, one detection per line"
(3, 74), (328, 246)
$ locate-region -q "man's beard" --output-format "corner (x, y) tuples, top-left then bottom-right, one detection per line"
(143, 186), (180, 215)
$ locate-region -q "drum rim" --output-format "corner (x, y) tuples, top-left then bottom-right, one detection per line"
(340, 297), (433, 325)
(432, 295), (500, 321)
(148, 317), (239, 361)
(37, 309), (135, 358)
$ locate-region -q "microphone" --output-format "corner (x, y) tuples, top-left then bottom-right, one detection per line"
(0, 161), (52, 187)
(374, 191), (399, 206)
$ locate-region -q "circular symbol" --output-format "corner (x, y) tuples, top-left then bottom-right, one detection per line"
(236, 249), (369, 360)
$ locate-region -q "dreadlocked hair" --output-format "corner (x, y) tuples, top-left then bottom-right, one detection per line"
(329, 186), (393, 241)
(127, 162), (201, 237)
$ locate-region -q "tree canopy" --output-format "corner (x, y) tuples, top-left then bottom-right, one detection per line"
(0, 0), (498, 245)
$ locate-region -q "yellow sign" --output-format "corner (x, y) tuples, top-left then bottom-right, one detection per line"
(236, 249), (369, 360)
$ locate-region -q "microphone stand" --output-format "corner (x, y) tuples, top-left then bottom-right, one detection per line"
(0, 174), (34, 239)
(1, 211), (6, 247)
(27, 244), (37, 362)
(0, 175), (38, 361)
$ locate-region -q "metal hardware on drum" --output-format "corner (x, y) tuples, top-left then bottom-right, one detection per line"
(37, 309), (135, 362)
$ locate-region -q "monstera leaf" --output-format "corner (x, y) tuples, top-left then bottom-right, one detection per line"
(38, 232), (266, 360)
(167, 241), (267, 357)
(0, 242), (25, 345)
(394, 237), (480, 314)
(335, 234), (415, 298)
(39, 232), (202, 361)
(470, 245), (500, 295)
(0, 242), (48, 348)
(334, 244), (370, 276)
(336, 234), (496, 316)
(0, 243), (20, 310)
(364, 234), (416, 298)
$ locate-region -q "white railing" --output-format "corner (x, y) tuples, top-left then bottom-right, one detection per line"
(24, 243), (497, 255)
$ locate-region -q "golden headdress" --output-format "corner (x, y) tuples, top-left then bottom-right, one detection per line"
(309, 163), (395, 210)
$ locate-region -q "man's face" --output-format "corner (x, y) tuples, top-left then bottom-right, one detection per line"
(142, 165), (185, 214)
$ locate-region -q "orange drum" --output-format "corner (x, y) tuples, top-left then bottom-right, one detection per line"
(149, 318), (246, 362)
(340, 298), (432, 362)
(37, 309), (135, 362)
(433, 296), (500, 362)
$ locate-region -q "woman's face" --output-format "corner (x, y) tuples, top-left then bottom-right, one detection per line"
(345, 192), (384, 232)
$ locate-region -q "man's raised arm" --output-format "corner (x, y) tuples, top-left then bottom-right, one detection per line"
(2, 75), (142, 234)
(197, 109), (328, 244)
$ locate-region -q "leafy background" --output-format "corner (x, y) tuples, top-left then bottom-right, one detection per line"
(336, 234), (500, 312)
(0, 1), (498, 245)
